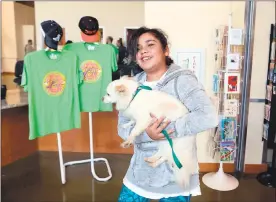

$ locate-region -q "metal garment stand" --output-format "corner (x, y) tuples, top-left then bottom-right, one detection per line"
(234, 0), (256, 177)
(56, 112), (112, 184)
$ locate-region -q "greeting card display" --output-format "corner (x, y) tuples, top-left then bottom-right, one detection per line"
(202, 21), (242, 192)
(212, 74), (220, 93)
(224, 99), (238, 117)
(220, 141), (236, 161)
(215, 26), (227, 50)
(219, 117), (237, 141)
(226, 53), (240, 70)
(224, 73), (240, 94)
(229, 28), (243, 45)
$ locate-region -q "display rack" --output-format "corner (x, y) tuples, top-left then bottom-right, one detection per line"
(42, 47), (113, 185)
(56, 112), (113, 184)
(257, 23), (276, 188)
(203, 13), (243, 191)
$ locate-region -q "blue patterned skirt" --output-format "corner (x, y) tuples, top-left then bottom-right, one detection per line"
(118, 184), (191, 202)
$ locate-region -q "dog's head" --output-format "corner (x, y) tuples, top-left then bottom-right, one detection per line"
(103, 76), (139, 111)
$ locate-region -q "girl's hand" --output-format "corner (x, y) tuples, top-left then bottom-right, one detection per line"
(146, 113), (175, 140)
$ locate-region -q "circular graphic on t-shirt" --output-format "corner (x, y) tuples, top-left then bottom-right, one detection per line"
(43, 71), (66, 96)
(81, 60), (102, 83)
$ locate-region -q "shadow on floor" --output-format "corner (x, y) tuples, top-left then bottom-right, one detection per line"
(1, 152), (275, 202)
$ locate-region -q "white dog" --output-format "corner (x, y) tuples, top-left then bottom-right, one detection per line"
(103, 76), (198, 188)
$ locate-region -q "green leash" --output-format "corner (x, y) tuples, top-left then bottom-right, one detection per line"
(161, 130), (183, 169)
(133, 85), (153, 97)
(133, 85), (183, 169)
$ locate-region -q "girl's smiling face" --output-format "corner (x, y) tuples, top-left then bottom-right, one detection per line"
(136, 32), (169, 72)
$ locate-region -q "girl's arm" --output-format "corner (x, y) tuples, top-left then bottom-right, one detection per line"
(173, 73), (218, 137)
(117, 111), (133, 140)
(118, 111), (154, 143)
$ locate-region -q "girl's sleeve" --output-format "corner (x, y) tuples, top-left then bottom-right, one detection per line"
(173, 73), (218, 137)
(21, 56), (29, 92)
(117, 111), (133, 140)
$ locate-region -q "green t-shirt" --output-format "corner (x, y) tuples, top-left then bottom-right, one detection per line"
(63, 42), (118, 112)
(21, 50), (83, 140)
(109, 44), (119, 56)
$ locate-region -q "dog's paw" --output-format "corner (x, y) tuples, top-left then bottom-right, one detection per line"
(144, 157), (152, 163)
(144, 157), (157, 163)
(145, 159), (159, 168)
(147, 161), (158, 168)
(122, 123), (129, 129)
(144, 157), (150, 162)
(120, 140), (133, 148)
(163, 117), (170, 122)
(122, 121), (135, 129)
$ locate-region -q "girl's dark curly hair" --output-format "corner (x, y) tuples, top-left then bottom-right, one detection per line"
(127, 27), (174, 67)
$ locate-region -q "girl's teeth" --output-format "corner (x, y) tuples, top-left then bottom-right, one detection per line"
(143, 57), (150, 61)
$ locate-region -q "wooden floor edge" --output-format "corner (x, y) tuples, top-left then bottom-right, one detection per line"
(199, 163), (267, 174)
(37, 150), (268, 174)
(2, 72), (15, 75)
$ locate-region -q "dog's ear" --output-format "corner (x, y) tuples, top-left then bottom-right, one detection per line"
(121, 75), (134, 80)
(127, 76), (135, 80)
(115, 84), (127, 95)
(121, 75), (130, 80)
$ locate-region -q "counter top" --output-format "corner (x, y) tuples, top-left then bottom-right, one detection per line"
(1, 94), (28, 110)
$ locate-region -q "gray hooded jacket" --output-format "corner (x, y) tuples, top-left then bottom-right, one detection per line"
(118, 64), (218, 195)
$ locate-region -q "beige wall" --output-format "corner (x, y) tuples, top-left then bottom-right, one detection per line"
(145, 1), (245, 93)
(1, 2), (36, 72)
(145, 1), (246, 163)
(145, 1), (275, 164)
(34, 1), (145, 50)
(245, 1), (275, 164)
(1, 2), (17, 73)
(24, 1), (275, 164)
(14, 2), (36, 60)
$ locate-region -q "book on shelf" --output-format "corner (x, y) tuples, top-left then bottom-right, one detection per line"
(264, 104), (271, 121)
(263, 123), (269, 140)
(266, 85), (272, 101)
(270, 41), (275, 60)
(268, 63), (274, 81)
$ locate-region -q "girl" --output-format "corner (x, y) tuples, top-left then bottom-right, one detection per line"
(117, 27), (218, 202)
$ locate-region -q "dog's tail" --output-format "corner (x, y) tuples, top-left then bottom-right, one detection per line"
(172, 154), (198, 189)
(173, 165), (192, 188)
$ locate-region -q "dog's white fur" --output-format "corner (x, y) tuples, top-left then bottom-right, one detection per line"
(103, 76), (198, 188)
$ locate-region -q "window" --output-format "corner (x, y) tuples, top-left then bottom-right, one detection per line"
(99, 26), (105, 44)
(124, 27), (139, 47)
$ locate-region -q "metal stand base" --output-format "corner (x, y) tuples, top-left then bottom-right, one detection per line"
(202, 162), (239, 191)
(257, 168), (276, 188)
(57, 112), (112, 184)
